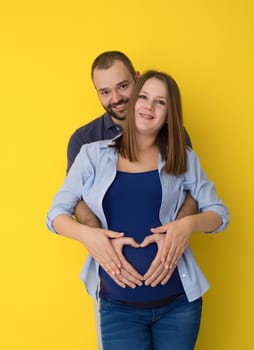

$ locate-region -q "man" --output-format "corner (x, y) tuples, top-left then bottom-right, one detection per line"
(67, 51), (196, 289)
(66, 51), (197, 349)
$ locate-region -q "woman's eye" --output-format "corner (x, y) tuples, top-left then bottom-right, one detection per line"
(138, 94), (147, 99)
(156, 99), (166, 105)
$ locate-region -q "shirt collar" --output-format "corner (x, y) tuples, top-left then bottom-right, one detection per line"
(104, 113), (123, 132)
(104, 113), (116, 129)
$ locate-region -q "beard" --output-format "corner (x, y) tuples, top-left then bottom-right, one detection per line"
(103, 98), (129, 121)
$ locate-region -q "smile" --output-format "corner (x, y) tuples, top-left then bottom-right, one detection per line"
(112, 103), (127, 111)
(139, 113), (154, 120)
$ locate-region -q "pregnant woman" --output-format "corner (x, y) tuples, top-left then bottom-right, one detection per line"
(47, 70), (229, 350)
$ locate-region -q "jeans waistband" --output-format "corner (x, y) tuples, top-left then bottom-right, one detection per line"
(103, 294), (184, 309)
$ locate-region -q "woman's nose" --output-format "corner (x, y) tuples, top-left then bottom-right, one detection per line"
(144, 100), (153, 110)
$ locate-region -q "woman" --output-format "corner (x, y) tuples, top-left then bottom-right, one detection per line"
(47, 71), (229, 350)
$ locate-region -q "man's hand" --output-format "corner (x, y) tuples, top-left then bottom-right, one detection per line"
(141, 218), (193, 287)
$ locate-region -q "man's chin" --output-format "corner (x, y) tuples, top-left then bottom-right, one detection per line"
(111, 113), (126, 121)
(108, 110), (126, 121)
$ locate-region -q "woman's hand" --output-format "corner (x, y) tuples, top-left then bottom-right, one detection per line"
(141, 218), (193, 287)
(80, 227), (125, 276)
(110, 237), (143, 288)
(82, 228), (143, 289)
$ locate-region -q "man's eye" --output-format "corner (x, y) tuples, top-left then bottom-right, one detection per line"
(119, 83), (128, 90)
(101, 90), (110, 96)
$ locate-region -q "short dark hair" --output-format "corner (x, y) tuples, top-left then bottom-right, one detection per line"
(114, 70), (187, 175)
(91, 51), (136, 81)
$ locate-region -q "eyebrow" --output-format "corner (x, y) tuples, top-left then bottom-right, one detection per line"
(98, 80), (130, 93)
(140, 90), (167, 99)
(116, 80), (129, 88)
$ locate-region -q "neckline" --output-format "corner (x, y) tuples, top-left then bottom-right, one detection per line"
(117, 169), (158, 175)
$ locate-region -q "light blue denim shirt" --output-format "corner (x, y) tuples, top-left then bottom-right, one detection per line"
(47, 139), (229, 302)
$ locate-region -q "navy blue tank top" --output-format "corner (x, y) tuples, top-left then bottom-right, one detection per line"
(100, 170), (184, 303)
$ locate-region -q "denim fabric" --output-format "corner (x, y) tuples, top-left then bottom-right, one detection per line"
(100, 294), (202, 350)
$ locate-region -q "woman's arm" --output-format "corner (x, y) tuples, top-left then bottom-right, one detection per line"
(52, 214), (143, 288)
(53, 214), (123, 275)
(143, 150), (229, 287)
(142, 211), (223, 287)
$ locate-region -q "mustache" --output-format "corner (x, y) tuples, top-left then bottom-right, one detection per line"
(108, 98), (129, 110)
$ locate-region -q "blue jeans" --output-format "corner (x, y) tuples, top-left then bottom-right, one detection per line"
(99, 294), (202, 350)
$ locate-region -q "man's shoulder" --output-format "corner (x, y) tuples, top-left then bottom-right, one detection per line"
(74, 113), (107, 137)
(69, 112), (117, 145)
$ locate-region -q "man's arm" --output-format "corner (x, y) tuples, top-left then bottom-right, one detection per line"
(176, 192), (198, 220)
(75, 200), (101, 228)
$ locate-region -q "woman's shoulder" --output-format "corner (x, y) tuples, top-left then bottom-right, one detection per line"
(186, 146), (198, 160)
(79, 139), (115, 155)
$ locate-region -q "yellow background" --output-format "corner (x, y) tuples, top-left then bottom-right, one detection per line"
(1, 0), (253, 349)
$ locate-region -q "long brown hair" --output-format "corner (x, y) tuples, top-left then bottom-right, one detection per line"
(114, 70), (187, 175)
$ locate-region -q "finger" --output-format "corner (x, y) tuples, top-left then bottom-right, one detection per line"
(109, 273), (126, 288)
(164, 245), (181, 270)
(106, 267), (140, 289)
(123, 237), (140, 248)
(107, 242), (124, 270)
(144, 260), (165, 285)
(143, 256), (162, 280)
(150, 262), (177, 287)
(160, 268), (175, 285)
(104, 230), (125, 239)
(139, 235), (155, 248)
(101, 249), (122, 275)
(115, 269), (141, 288)
(150, 225), (167, 234)
(104, 259), (121, 275)
(151, 267), (172, 287)
(120, 257), (143, 282)
(162, 238), (179, 269)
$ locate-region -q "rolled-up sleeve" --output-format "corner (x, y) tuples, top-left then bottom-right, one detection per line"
(184, 150), (230, 233)
(46, 145), (93, 233)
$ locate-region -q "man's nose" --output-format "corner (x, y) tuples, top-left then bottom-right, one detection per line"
(111, 89), (121, 104)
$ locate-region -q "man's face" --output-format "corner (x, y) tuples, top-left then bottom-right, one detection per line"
(92, 60), (136, 121)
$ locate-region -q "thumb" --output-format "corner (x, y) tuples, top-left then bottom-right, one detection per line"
(123, 237), (140, 248)
(150, 225), (167, 234)
(104, 230), (124, 239)
(140, 235), (154, 248)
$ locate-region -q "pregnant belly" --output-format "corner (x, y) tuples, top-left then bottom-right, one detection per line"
(123, 243), (158, 275)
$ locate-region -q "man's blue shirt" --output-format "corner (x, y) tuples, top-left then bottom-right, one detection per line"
(67, 113), (123, 172)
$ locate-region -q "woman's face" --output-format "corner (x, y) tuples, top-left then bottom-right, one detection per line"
(134, 77), (168, 137)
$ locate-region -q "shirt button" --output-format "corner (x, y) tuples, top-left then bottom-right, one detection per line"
(182, 274), (186, 278)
